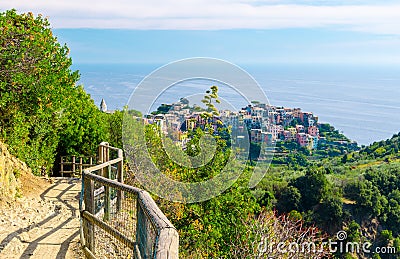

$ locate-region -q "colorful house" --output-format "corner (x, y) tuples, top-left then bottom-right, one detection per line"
(296, 133), (309, 147)
(308, 125), (319, 137)
(296, 125), (305, 133)
(307, 135), (319, 150)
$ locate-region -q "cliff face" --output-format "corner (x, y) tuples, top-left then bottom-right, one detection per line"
(0, 141), (32, 202)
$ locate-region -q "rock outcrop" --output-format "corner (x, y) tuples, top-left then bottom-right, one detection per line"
(0, 141), (32, 203)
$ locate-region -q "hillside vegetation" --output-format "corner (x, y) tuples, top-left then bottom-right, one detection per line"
(0, 10), (122, 175)
(251, 132), (400, 258)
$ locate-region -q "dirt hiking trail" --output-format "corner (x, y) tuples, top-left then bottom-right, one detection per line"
(0, 177), (83, 259)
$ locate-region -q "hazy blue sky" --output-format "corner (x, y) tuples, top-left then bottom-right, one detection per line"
(1, 0), (400, 64)
(52, 28), (400, 65)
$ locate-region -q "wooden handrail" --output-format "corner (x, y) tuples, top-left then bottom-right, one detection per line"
(99, 142), (121, 151)
(83, 171), (142, 193)
(80, 142), (178, 258)
(84, 157), (123, 172)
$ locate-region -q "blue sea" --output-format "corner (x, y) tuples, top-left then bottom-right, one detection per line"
(73, 63), (400, 146)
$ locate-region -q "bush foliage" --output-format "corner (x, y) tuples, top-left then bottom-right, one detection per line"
(0, 10), (117, 175)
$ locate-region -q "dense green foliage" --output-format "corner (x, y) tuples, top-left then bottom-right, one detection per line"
(345, 164), (400, 235)
(122, 87), (260, 257)
(128, 85), (400, 258)
(359, 133), (400, 160)
(251, 131), (400, 258)
(268, 123), (359, 167)
(0, 10), (119, 174)
(319, 123), (350, 142)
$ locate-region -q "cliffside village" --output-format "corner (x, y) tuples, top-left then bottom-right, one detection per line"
(141, 101), (324, 150)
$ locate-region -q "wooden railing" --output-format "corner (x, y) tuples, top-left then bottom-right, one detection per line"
(79, 142), (179, 259)
(60, 156), (96, 177)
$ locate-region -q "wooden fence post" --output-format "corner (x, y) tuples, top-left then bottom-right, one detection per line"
(72, 156), (76, 175)
(104, 164), (111, 221)
(117, 149), (124, 212)
(99, 145), (103, 164)
(105, 143), (109, 178)
(60, 157), (64, 177)
(99, 144), (104, 178)
(79, 157), (83, 175)
(107, 143), (110, 161)
(99, 142), (109, 177)
(83, 171), (95, 253)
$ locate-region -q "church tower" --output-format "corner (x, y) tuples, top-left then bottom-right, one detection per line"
(100, 98), (107, 112)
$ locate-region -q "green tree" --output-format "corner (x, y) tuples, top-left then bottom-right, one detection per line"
(292, 169), (329, 210)
(276, 186), (301, 213)
(354, 181), (388, 217)
(385, 190), (400, 235)
(0, 10), (107, 174)
(0, 10), (77, 174)
(105, 109), (123, 149)
(346, 221), (361, 242)
(317, 195), (343, 226)
(286, 152), (309, 167)
(201, 85), (220, 118)
(56, 86), (108, 157)
(378, 230), (393, 247)
(393, 237), (400, 256)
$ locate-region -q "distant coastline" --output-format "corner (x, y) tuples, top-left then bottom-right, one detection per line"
(78, 63), (400, 145)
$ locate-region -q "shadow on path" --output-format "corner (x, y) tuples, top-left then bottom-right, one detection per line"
(0, 178), (81, 258)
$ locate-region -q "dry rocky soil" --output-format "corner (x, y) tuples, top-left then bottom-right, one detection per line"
(0, 173), (84, 258)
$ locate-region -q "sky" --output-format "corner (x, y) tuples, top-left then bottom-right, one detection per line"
(1, 0), (400, 64)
